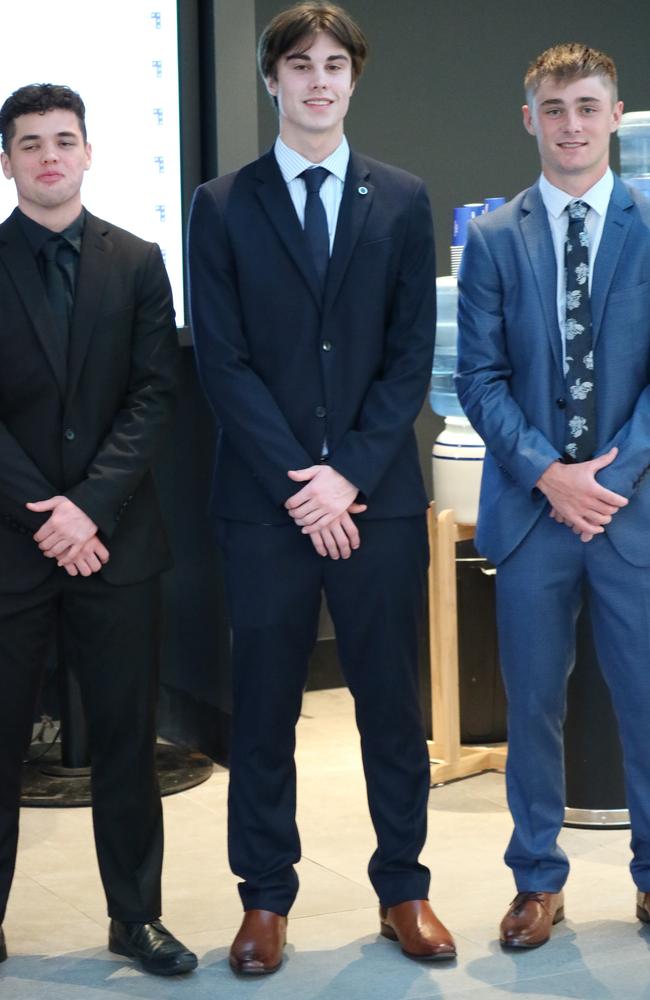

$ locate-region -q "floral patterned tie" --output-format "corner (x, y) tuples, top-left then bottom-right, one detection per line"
(564, 200), (595, 462)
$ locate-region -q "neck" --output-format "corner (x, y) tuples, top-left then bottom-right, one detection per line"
(279, 124), (343, 163)
(543, 162), (609, 199)
(18, 197), (83, 233)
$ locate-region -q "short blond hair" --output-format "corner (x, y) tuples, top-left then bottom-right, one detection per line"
(524, 43), (618, 103)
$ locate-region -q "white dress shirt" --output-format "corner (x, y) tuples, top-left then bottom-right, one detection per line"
(273, 135), (350, 254)
(538, 168), (614, 359)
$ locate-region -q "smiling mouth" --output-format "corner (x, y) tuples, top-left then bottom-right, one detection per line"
(304, 99), (332, 106)
(558, 142), (586, 148)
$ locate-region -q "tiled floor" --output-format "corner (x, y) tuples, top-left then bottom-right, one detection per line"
(1, 687), (648, 999)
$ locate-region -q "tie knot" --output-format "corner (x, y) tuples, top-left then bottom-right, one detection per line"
(567, 200), (589, 222)
(42, 235), (64, 262)
(301, 166), (329, 194)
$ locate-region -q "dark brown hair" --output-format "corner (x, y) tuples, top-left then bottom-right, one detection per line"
(258, 1), (368, 84)
(0, 83), (87, 152)
(524, 43), (618, 102)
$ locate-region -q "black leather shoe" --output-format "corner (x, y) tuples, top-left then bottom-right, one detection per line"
(0, 926), (6, 963)
(108, 919), (197, 976)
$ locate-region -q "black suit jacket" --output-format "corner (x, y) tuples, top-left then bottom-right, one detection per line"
(0, 208), (178, 593)
(188, 149), (436, 524)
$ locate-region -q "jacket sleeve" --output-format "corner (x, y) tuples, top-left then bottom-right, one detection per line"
(456, 220), (561, 493)
(64, 243), (179, 538)
(325, 181), (437, 497)
(188, 182), (314, 508)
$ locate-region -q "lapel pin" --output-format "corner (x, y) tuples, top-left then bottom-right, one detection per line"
(358, 186), (369, 196)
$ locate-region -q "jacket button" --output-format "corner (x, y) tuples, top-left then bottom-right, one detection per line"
(556, 398), (566, 410)
(322, 341), (332, 352)
(315, 406), (326, 418)
(64, 428), (75, 441)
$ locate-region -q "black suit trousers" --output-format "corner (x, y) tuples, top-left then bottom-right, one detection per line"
(0, 568), (163, 924)
(220, 515), (431, 914)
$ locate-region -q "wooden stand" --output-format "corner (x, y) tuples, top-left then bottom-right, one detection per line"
(427, 503), (507, 784)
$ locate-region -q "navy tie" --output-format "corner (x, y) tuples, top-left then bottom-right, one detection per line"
(563, 200), (595, 462)
(301, 167), (330, 288)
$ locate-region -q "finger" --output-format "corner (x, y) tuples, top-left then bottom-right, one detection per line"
(301, 511), (337, 534)
(33, 522), (58, 543)
(347, 503), (367, 514)
(287, 501), (322, 522)
(285, 485), (314, 509)
(39, 537), (72, 557)
(589, 446), (618, 471)
(309, 531), (327, 557)
(329, 522), (352, 559)
(63, 562), (79, 577)
(84, 553), (102, 573)
(287, 467), (320, 482)
(74, 559), (93, 577)
(338, 513), (360, 549)
(26, 498), (61, 513)
(93, 543), (110, 563)
(320, 528), (340, 560)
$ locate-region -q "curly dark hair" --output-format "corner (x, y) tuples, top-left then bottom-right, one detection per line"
(0, 83), (87, 152)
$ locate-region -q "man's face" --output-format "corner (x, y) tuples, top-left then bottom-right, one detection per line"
(522, 74), (623, 192)
(265, 30), (355, 150)
(1, 108), (91, 221)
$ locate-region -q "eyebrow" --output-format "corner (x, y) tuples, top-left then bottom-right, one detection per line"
(539, 96), (603, 107)
(285, 51), (350, 63)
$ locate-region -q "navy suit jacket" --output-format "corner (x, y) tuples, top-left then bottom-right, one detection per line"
(456, 175), (650, 567)
(0, 208), (178, 593)
(188, 148), (436, 525)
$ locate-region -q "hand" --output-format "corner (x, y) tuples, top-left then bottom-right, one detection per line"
(308, 511), (362, 560)
(285, 465), (366, 531)
(27, 496), (98, 562)
(536, 447), (628, 543)
(60, 535), (110, 577)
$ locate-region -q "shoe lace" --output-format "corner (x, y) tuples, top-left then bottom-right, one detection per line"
(510, 892), (547, 916)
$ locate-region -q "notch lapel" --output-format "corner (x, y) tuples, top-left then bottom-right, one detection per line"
(66, 213), (111, 402)
(590, 177), (635, 347)
(0, 211), (67, 395)
(254, 151), (322, 305)
(519, 185), (564, 379)
(323, 153), (373, 312)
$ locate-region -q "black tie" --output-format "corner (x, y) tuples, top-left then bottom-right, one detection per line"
(563, 200), (595, 462)
(301, 167), (330, 288)
(42, 235), (71, 354)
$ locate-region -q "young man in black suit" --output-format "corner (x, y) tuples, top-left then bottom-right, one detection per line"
(0, 83), (196, 976)
(189, 1), (454, 975)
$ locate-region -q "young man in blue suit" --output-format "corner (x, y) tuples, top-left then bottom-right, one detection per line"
(457, 43), (650, 949)
(189, 0), (455, 975)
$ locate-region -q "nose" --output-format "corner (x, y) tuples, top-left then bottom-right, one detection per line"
(40, 143), (59, 163)
(563, 111), (583, 133)
(310, 67), (328, 89)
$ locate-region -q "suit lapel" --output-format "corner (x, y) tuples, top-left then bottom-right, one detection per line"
(590, 177), (634, 347)
(0, 210), (67, 395)
(324, 152), (373, 311)
(519, 185), (564, 378)
(254, 151), (322, 305)
(66, 212), (111, 401)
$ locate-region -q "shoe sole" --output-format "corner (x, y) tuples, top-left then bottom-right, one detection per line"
(500, 907), (565, 949)
(108, 940), (198, 976)
(380, 923), (457, 961)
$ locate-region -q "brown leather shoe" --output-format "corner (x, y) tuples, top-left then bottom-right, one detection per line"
(379, 899), (456, 960)
(636, 890), (650, 922)
(229, 909), (287, 975)
(500, 891), (565, 948)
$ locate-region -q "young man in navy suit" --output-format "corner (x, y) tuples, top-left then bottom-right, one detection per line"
(0, 84), (196, 975)
(189, 0), (455, 975)
(457, 44), (650, 948)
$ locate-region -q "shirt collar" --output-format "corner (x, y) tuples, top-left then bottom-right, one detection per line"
(538, 168), (614, 219)
(274, 135), (350, 185)
(17, 207), (86, 256)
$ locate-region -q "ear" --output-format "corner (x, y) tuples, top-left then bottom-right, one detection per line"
(0, 151), (12, 180)
(610, 99), (624, 133)
(522, 104), (536, 136)
(84, 142), (92, 171)
(265, 75), (278, 98)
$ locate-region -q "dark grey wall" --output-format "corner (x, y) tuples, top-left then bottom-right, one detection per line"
(255, 0), (649, 277)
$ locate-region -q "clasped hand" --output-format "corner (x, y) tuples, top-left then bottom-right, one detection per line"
(26, 495), (109, 576)
(285, 465), (367, 560)
(536, 447), (628, 543)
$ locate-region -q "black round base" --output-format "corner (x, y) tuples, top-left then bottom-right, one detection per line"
(21, 742), (214, 807)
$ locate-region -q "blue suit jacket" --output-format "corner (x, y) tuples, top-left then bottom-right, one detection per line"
(188, 149), (436, 524)
(456, 175), (650, 567)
